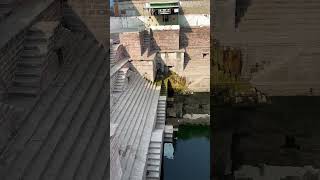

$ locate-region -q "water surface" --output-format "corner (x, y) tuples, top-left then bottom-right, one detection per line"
(162, 125), (210, 180)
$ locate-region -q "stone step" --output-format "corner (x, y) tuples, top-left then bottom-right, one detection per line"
(1, 37), (97, 177)
(110, 73), (145, 115)
(25, 35), (48, 42)
(146, 171), (160, 179)
(148, 154), (161, 160)
(147, 159), (161, 166)
(157, 114), (165, 117)
(147, 165), (160, 172)
(157, 117), (165, 120)
(149, 142), (161, 149)
(73, 104), (109, 180)
(9, 86), (39, 96)
(13, 76), (40, 87)
(5, 44), (104, 179)
(110, 78), (151, 159)
(120, 84), (158, 174)
(21, 50), (46, 58)
(156, 119), (165, 123)
(15, 67), (41, 77)
(24, 41), (48, 49)
(17, 58), (44, 68)
(24, 49), (107, 180)
(122, 86), (161, 178)
(156, 124), (165, 129)
(156, 123), (165, 127)
(148, 148), (161, 154)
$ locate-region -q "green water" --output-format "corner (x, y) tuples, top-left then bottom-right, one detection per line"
(162, 125), (210, 180)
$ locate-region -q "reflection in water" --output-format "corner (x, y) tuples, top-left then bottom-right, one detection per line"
(213, 96), (320, 179)
(162, 126), (210, 180)
(163, 143), (174, 160)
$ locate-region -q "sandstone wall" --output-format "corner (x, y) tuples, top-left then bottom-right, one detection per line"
(157, 51), (184, 74)
(131, 60), (156, 81)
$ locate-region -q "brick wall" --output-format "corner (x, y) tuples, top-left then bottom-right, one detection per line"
(181, 27), (210, 61)
(151, 29), (180, 51)
(119, 31), (143, 59)
(180, 27), (210, 92)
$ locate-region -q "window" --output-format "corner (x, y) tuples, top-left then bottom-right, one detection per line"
(202, 53), (208, 58)
(163, 15), (169, 22)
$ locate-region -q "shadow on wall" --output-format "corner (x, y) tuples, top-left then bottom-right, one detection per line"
(235, 0), (251, 28)
(63, 0), (107, 47)
(179, 18), (191, 69)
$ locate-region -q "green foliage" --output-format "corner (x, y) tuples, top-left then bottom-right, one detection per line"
(155, 71), (190, 95)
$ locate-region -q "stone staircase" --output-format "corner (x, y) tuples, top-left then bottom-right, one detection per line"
(110, 71), (161, 179)
(0, 31), (110, 179)
(10, 21), (60, 96)
(146, 129), (164, 180)
(164, 125), (174, 143)
(112, 68), (128, 93)
(155, 96), (166, 129)
(160, 80), (167, 96)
